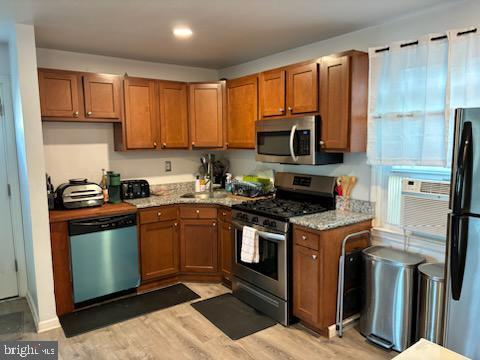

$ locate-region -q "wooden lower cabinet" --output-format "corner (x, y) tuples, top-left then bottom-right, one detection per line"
(293, 245), (320, 324)
(180, 219), (218, 273)
(140, 219), (179, 281)
(292, 221), (371, 334)
(219, 218), (233, 281)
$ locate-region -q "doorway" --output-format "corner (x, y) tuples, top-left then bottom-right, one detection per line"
(0, 80), (19, 300)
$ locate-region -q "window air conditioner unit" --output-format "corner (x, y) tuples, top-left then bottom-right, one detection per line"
(400, 178), (450, 239)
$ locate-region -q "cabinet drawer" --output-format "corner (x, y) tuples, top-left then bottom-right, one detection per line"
(180, 207), (217, 219)
(218, 208), (232, 223)
(294, 228), (320, 251)
(139, 207), (177, 224)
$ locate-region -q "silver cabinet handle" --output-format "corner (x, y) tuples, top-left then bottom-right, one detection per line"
(312, 254), (317, 260)
(289, 124), (299, 162)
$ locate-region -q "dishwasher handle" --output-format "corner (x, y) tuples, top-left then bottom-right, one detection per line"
(69, 213), (137, 236)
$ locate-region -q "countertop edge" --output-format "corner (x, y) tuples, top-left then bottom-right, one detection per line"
(49, 203), (138, 223)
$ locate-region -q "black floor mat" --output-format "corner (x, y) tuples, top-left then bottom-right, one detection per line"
(191, 293), (276, 340)
(60, 283), (200, 338)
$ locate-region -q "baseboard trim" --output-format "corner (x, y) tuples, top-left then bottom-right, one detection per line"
(327, 314), (360, 338)
(26, 291), (61, 333)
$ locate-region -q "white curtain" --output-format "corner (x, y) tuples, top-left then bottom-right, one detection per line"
(367, 35), (449, 166)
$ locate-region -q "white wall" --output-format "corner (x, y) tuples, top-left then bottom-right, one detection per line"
(8, 24), (58, 331)
(38, 49), (220, 186)
(219, 0), (480, 201)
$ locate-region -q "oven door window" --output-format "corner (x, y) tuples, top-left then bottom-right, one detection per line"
(236, 230), (279, 280)
(257, 130), (310, 156)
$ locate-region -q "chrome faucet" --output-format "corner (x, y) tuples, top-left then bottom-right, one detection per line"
(205, 153), (215, 195)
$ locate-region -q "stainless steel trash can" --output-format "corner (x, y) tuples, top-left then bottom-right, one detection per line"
(416, 263), (445, 345)
(359, 246), (425, 352)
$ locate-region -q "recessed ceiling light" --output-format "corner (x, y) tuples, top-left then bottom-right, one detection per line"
(173, 27), (193, 39)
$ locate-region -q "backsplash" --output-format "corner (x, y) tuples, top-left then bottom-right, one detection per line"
(336, 196), (374, 214)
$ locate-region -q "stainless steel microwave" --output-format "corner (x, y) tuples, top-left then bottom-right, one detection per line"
(255, 116), (343, 165)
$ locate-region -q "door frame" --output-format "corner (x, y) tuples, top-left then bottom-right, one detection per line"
(0, 75), (27, 298)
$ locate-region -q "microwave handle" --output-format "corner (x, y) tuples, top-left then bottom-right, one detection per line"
(289, 125), (299, 162)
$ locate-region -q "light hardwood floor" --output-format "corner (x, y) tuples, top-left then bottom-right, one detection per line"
(0, 283), (395, 360)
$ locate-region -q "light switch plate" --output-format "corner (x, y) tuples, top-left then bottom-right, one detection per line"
(165, 161), (172, 172)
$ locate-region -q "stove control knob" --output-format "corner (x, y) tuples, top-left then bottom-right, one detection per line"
(252, 216), (259, 223)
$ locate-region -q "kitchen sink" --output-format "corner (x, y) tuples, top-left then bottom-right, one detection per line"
(180, 191), (229, 199)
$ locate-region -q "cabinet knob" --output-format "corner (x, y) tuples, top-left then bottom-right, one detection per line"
(288, 107), (293, 111)
(174, 223), (178, 227)
(153, 142), (157, 147)
(279, 108), (284, 113)
(312, 255), (317, 260)
(302, 235), (307, 240)
(191, 142), (195, 147)
(228, 226), (232, 230)
(196, 210), (200, 214)
(73, 111), (79, 116)
(225, 143), (229, 148)
(87, 111), (92, 116)
(222, 212), (227, 216)
(319, 140), (325, 146)
(157, 212), (162, 217)
(162, 143), (167, 148)
(213, 222), (216, 227)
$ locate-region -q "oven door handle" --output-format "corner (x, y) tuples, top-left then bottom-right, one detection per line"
(232, 221), (286, 242)
(289, 125), (299, 162)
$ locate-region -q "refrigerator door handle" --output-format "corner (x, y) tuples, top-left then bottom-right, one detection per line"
(450, 215), (469, 301)
(453, 121), (473, 214)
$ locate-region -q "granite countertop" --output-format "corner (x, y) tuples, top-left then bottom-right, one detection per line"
(290, 209), (374, 231)
(124, 192), (261, 209)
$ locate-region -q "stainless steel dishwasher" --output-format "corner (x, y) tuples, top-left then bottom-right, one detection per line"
(69, 213), (140, 305)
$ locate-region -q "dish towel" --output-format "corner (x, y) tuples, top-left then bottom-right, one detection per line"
(241, 226), (259, 263)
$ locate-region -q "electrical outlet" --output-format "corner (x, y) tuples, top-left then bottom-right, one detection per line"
(165, 161), (172, 172)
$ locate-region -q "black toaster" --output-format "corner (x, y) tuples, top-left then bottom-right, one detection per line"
(120, 179), (150, 199)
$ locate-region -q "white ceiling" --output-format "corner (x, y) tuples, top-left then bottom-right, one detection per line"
(0, 0), (459, 69)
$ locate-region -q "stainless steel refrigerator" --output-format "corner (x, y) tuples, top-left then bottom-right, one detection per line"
(444, 107), (480, 359)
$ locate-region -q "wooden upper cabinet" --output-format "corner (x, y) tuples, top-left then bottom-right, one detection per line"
(189, 83), (224, 148)
(226, 75), (258, 149)
(287, 62), (318, 114)
(123, 78), (158, 150)
(320, 51), (368, 152)
(159, 81), (189, 149)
(140, 220), (179, 281)
(39, 69), (80, 118)
(83, 74), (121, 119)
(259, 69), (286, 118)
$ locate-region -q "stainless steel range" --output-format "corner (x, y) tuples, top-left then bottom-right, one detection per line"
(231, 172), (337, 325)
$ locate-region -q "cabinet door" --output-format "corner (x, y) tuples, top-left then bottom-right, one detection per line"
(219, 221), (233, 281)
(180, 219), (218, 273)
(259, 69), (286, 118)
(293, 245), (320, 325)
(83, 74), (121, 119)
(320, 56), (350, 151)
(159, 81), (189, 148)
(124, 78), (158, 150)
(287, 62), (318, 114)
(226, 75), (258, 149)
(140, 220), (179, 280)
(189, 83), (223, 148)
(38, 70), (80, 118)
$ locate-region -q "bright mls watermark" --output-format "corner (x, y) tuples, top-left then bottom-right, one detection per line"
(0, 342), (58, 360)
